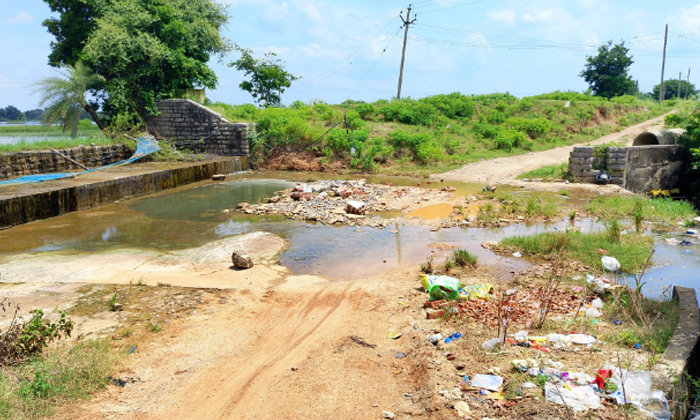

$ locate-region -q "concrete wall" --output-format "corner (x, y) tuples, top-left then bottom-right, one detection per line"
(148, 99), (249, 156)
(568, 145), (688, 193)
(0, 144), (131, 180)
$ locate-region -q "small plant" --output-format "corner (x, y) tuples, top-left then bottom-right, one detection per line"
(442, 257), (454, 272)
(420, 256), (434, 274)
(633, 197), (644, 233)
(109, 293), (118, 311)
(604, 218), (622, 243)
(157, 282), (171, 287)
(682, 219), (695, 228)
(560, 189), (570, 197)
(147, 322), (162, 333)
(569, 210), (577, 221)
(452, 249), (477, 267)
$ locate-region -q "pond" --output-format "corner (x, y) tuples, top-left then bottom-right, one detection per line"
(0, 174), (697, 296)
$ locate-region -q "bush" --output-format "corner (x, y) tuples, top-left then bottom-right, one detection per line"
(379, 99), (438, 126)
(452, 249), (477, 267)
(494, 128), (529, 151)
(505, 117), (552, 138)
(420, 93), (474, 120)
(415, 140), (443, 164)
(355, 103), (376, 121)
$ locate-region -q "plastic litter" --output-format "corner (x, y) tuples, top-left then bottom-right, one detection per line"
(521, 382), (536, 389)
(609, 369), (670, 420)
(544, 383), (601, 412)
(688, 229), (699, 235)
(633, 343), (642, 349)
(587, 275), (612, 294)
(601, 256), (621, 272)
(419, 274), (460, 301)
(471, 374), (504, 391)
(591, 298), (604, 309)
(428, 333), (443, 344)
(459, 284), (495, 301)
(512, 251), (522, 258)
(613, 319), (622, 325)
(585, 307), (602, 318)
(567, 334), (597, 345)
(482, 338), (501, 351)
(444, 332), (462, 343)
(513, 331), (529, 341)
(665, 238), (680, 244)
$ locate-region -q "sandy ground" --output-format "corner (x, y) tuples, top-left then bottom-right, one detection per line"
(433, 114), (668, 193)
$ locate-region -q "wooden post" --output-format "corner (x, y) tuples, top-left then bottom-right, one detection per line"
(46, 146), (89, 170)
(397, 5), (416, 100)
(686, 68), (691, 99)
(678, 72), (682, 99)
(659, 24), (668, 103)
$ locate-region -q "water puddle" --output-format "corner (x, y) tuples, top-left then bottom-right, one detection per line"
(407, 203), (454, 220)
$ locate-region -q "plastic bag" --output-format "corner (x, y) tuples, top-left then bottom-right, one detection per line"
(585, 308), (602, 318)
(419, 274), (460, 301)
(567, 334), (597, 345)
(482, 338), (501, 351)
(591, 298), (604, 309)
(602, 256), (621, 272)
(544, 383), (601, 412)
(459, 284), (495, 301)
(587, 274), (611, 294)
(471, 374), (504, 391)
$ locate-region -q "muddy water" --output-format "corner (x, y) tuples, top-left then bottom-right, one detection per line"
(1, 173), (698, 295)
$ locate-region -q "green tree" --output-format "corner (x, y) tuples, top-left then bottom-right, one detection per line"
(580, 41), (635, 99)
(42, 0), (104, 67)
(80, 0), (230, 123)
(229, 47), (301, 108)
(651, 79), (698, 100)
(32, 61), (106, 137)
(3, 106), (25, 121)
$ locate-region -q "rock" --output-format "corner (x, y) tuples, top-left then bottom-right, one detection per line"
(483, 184), (497, 192)
(113, 303), (124, 311)
(346, 200), (366, 215)
(231, 252), (254, 269)
(382, 411), (395, 419)
(453, 401), (470, 417)
(212, 174), (226, 181)
(237, 202), (250, 209)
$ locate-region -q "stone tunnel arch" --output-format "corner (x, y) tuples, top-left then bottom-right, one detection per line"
(632, 128), (686, 146)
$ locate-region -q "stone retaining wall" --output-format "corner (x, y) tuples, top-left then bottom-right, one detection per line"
(148, 99), (249, 156)
(0, 144), (131, 180)
(568, 145), (688, 193)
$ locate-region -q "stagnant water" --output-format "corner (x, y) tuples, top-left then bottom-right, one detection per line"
(0, 173), (697, 297)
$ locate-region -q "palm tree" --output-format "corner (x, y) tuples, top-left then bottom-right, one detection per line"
(32, 61), (105, 137)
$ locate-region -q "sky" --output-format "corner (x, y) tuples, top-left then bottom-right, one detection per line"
(2, 0), (700, 110)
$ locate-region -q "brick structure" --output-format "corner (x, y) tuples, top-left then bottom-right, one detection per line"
(0, 144), (131, 180)
(148, 99), (249, 156)
(568, 145), (688, 193)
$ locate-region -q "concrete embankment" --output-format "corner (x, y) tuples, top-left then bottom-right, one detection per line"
(0, 158), (247, 229)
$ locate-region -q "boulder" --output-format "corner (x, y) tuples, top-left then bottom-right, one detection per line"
(231, 252), (254, 269)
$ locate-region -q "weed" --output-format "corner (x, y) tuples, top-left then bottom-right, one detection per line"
(560, 189), (570, 196)
(157, 282), (171, 287)
(420, 256), (434, 274)
(569, 210), (577, 221)
(452, 249), (477, 267)
(683, 219), (695, 228)
(109, 293), (118, 311)
(442, 257), (454, 273)
(604, 218), (622, 243)
(147, 322), (162, 333)
(587, 196), (696, 223)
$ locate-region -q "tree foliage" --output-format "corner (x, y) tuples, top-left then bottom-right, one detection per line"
(1, 106), (25, 121)
(580, 41), (635, 99)
(229, 47), (300, 108)
(651, 79), (698, 100)
(32, 61), (106, 136)
(42, 0), (103, 67)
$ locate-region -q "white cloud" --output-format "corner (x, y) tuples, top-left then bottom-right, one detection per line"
(521, 10), (555, 23)
(667, 4), (700, 34)
(295, 1), (322, 21)
(485, 9), (516, 23)
(5, 10), (33, 24)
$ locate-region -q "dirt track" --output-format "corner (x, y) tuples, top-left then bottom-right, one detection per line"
(434, 114), (667, 185)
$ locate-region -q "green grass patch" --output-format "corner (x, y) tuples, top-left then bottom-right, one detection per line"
(0, 340), (118, 419)
(587, 196), (697, 224)
(0, 136), (118, 153)
(452, 249), (477, 267)
(517, 163), (570, 181)
(501, 230), (654, 272)
(0, 123), (102, 136)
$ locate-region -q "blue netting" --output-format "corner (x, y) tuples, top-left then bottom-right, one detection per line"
(0, 137), (160, 186)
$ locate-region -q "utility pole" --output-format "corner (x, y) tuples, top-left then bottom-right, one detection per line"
(686, 68), (691, 99)
(678, 72), (682, 99)
(396, 5), (417, 100)
(659, 24), (668, 103)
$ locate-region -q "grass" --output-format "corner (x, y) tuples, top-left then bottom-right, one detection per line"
(0, 340), (117, 419)
(500, 230), (654, 272)
(452, 249), (477, 267)
(587, 196), (697, 224)
(517, 163), (571, 181)
(478, 191), (562, 223)
(0, 136), (119, 153)
(0, 124), (102, 135)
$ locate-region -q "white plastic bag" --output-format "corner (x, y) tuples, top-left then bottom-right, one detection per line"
(602, 256), (621, 272)
(544, 383), (601, 412)
(585, 308), (602, 318)
(481, 338), (500, 351)
(591, 298), (604, 309)
(471, 374), (504, 391)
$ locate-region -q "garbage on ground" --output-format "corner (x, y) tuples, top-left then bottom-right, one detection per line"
(607, 368), (671, 420)
(444, 332), (462, 343)
(688, 229), (699, 235)
(601, 256), (621, 272)
(584, 307), (602, 318)
(482, 338), (501, 351)
(420, 274), (460, 301)
(428, 333), (443, 344)
(544, 382), (601, 412)
(459, 284), (495, 301)
(587, 274), (612, 293)
(613, 319), (621, 325)
(387, 330), (403, 340)
(590, 298), (604, 309)
(512, 251), (522, 258)
(665, 237), (680, 244)
(597, 248), (608, 254)
(470, 374), (504, 391)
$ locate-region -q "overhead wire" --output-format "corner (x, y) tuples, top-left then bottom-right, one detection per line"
(346, 25), (403, 100)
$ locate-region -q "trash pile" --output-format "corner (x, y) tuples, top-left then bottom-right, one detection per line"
(239, 180), (455, 228)
(419, 274), (587, 327)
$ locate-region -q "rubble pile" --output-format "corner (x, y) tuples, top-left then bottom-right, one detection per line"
(239, 180), (455, 228)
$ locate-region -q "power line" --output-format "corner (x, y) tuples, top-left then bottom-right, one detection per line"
(348, 26), (403, 100)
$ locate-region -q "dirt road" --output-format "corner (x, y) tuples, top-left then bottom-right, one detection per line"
(434, 114), (667, 185)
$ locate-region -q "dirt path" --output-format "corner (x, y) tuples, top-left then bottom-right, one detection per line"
(434, 114), (667, 185)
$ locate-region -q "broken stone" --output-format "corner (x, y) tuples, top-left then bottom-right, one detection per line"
(382, 411), (395, 419)
(212, 174), (226, 181)
(453, 401), (470, 417)
(231, 252), (254, 269)
(346, 200), (366, 215)
(237, 202), (249, 209)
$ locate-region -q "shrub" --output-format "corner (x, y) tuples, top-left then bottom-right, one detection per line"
(380, 99), (438, 126)
(355, 103), (376, 121)
(415, 140), (444, 164)
(494, 128), (529, 151)
(420, 93), (474, 120)
(452, 249), (477, 267)
(505, 117), (552, 138)
(471, 122), (499, 139)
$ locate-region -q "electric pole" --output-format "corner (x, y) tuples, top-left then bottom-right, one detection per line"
(686, 68), (691, 99)
(678, 72), (682, 99)
(659, 24), (668, 103)
(396, 5), (416, 100)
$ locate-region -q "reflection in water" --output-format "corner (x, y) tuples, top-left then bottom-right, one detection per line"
(215, 220), (251, 237)
(102, 226), (118, 242)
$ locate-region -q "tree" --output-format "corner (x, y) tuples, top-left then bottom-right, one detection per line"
(651, 79), (698, 100)
(81, 0), (230, 124)
(32, 61), (106, 137)
(42, 0), (103, 67)
(4, 106), (25, 121)
(229, 47), (301, 108)
(580, 41), (635, 99)
(24, 109), (45, 120)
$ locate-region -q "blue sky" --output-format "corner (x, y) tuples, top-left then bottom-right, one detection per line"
(2, 0), (700, 110)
